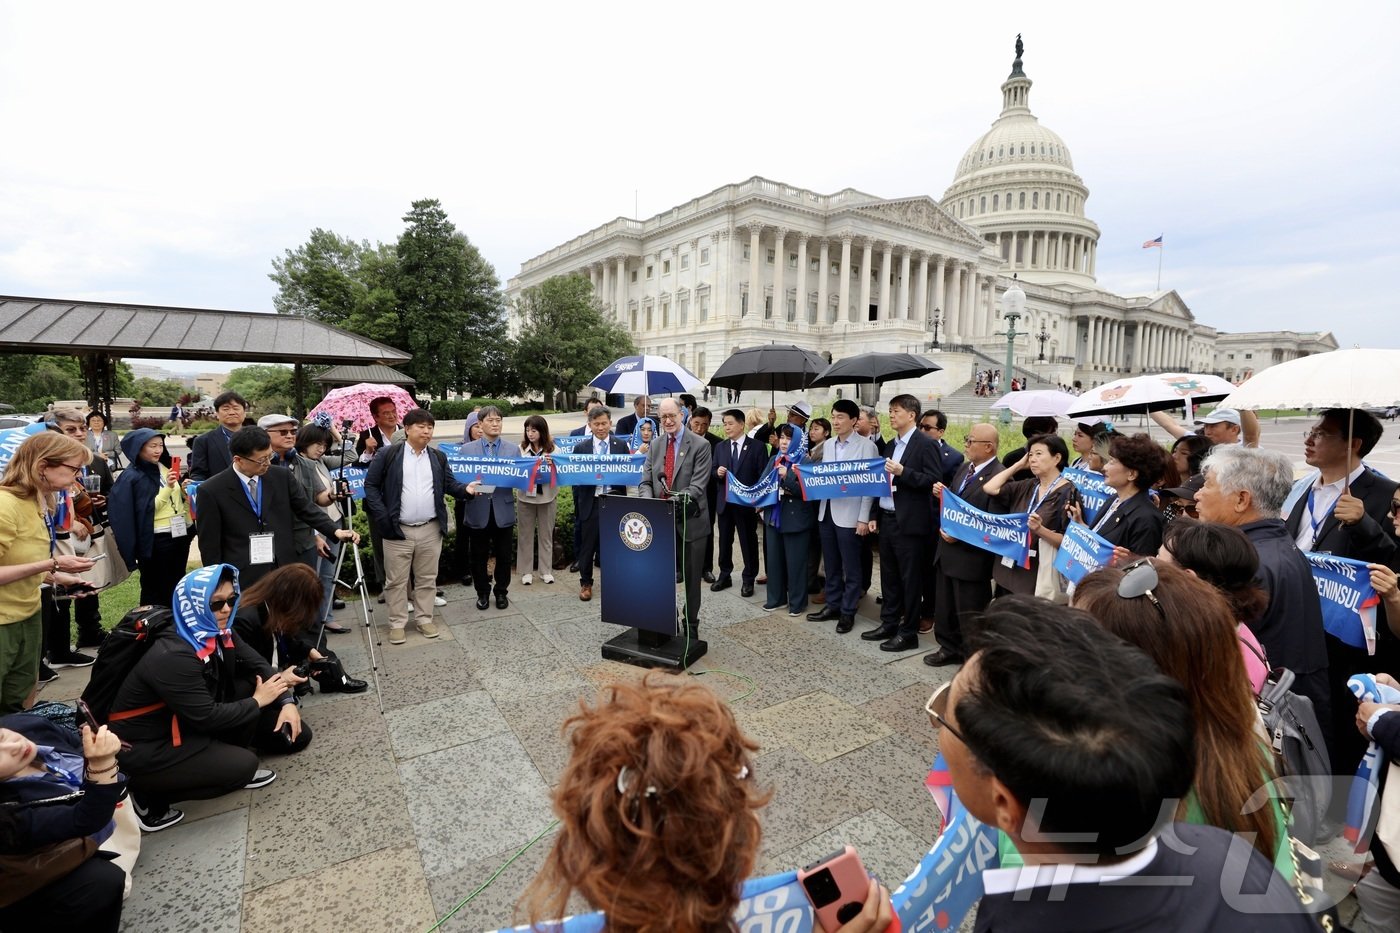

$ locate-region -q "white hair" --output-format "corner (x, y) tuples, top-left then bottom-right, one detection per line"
(1201, 445), (1294, 518)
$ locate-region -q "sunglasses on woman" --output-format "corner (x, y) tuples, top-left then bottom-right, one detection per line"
(1117, 558), (1167, 623)
(208, 598), (235, 612)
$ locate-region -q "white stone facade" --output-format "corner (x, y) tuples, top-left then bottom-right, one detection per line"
(506, 41), (1333, 397)
(1213, 331), (1339, 383)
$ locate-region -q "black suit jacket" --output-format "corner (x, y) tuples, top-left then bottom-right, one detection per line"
(195, 466), (341, 586)
(935, 457), (1001, 581)
(363, 442), (469, 539)
(712, 434), (769, 514)
(355, 425), (399, 463)
(188, 427), (235, 482)
(1284, 468), (1399, 566)
(573, 436), (632, 523)
(1092, 490), (1166, 557)
(881, 429), (943, 537)
(615, 413), (641, 437)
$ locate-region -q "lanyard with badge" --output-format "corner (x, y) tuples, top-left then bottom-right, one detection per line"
(241, 475), (275, 564)
(1003, 477), (1063, 569)
(1305, 486), (1338, 549)
(163, 464), (189, 539)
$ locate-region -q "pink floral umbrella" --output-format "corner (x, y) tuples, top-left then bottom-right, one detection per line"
(308, 383), (419, 432)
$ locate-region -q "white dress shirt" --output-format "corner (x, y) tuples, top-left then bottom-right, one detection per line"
(398, 445), (436, 525)
(878, 426), (916, 511)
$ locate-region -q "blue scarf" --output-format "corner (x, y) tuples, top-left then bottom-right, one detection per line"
(171, 564), (240, 660)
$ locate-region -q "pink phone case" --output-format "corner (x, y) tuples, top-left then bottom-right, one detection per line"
(798, 845), (873, 933)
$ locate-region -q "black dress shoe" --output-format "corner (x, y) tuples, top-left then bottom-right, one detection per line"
(461, 575), (473, 588)
(860, 624), (899, 641)
(923, 648), (964, 667)
(475, 596), (490, 610)
(568, 561), (579, 573)
(806, 606), (840, 622)
(332, 598), (347, 610)
(880, 634), (919, 652)
(875, 595), (884, 605)
(836, 614), (855, 634)
(710, 576), (732, 593)
(702, 571), (716, 584)
(496, 594), (509, 610)
(740, 582), (755, 598)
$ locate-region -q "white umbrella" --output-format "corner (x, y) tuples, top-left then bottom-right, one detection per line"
(588, 354), (703, 397)
(990, 389), (1078, 418)
(1066, 372), (1237, 419)
(1220, 349), (1400, 411)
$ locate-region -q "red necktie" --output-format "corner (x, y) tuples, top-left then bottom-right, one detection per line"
(664, 434), (677, 491)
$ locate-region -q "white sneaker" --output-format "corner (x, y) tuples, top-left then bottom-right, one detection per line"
(522, 573), (533, 586)
(542, 574), (555, 585)
(433, 595), (447, 607)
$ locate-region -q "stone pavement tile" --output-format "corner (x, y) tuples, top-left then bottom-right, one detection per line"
(496, 684), (597, 786)
(178, 788), (251, 824)
(699, 589), (772, 629)
(123, 807), (247, 933)
(886, 650), (960, 690)
(577, 659), (652, 689)
(535, 614), (618, 667)
(738, 691), (892, 764)
(859, 682), (941, 754)
(378, 640), (482, 711)
(447, 612), (558, 666)
(385, 689), (510, 760)
(694, 634), (831, 707)
(765, 807), (932, 892)
(819, 733), (942, 841)
(399, 731), (556, 879)
(423, 829), (593, 933)
(474, 651), (589, 702)
(754, 746), (873, 861)
(241, 843), (435, 933)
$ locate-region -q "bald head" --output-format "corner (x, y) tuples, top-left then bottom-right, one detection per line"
(658, 398), (683, 437)
(966, 422), (1000, 466)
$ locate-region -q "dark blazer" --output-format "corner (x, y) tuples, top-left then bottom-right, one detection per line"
(935, 457), (1001, 581)
(458, 437), (521, 529)
(639, 428), (713, 541)
(615, 412), (641, 437)
(1284, 467), (1399, 566)
(934, 437), (965, 479)
(195, 465), (342, 586)
(712, 434), (769, 514)
(1091, 490), (1166, 557)
(574, 435), (632, 522)
(880, 428), (943, 537)
(363, 442), (470, 539)
(188, 426), (235, 482)
(761, 455), (813, 533)
(355, 425), (399, 463)
(232, 605), (316, 670)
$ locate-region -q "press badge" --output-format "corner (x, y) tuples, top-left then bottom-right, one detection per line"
(167, 515), (187, 538)
(477, 484), (497, 494)
(249, 533), (275, 564)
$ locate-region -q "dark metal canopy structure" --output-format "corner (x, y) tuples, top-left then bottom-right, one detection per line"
(0, 295), (411, 417)
(313, 364), (416, 387)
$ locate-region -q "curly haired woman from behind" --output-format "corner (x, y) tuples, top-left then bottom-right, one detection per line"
(523, 675), (892, 933)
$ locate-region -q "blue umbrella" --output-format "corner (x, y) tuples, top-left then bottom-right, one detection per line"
(589, 354), (703, 397)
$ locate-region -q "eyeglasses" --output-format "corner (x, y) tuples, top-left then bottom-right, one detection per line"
(1390, 499), (1400, 517)
(208, 598), (235, 612)
(924, 682), (967, 744)
(236, 453), (274, 466)
(920, 424), (939, 432)
(45, 461), (85, 475)
(267, 428), (296, 435)
(964, 438), (993, 447)
(1117, 558), (1167, 623)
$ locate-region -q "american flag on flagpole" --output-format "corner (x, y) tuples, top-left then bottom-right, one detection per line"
(1142, 235), (1164, 249)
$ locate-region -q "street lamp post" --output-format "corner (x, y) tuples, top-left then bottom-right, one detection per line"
(927, 307), (942, 351)
(996, 276), (1026, 424)
(1036, 326), (1050, 363)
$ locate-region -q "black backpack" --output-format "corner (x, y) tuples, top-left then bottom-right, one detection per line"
(80, 605), (174, 725)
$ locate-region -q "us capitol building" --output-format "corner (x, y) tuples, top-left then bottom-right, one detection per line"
(506, 39), (1334, 397)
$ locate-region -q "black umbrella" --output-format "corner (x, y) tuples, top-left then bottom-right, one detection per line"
(708, 344), (828, 405)
(808, 352), (943, 389)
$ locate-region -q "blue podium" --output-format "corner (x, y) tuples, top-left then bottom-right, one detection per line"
(598, 494), (707, 669)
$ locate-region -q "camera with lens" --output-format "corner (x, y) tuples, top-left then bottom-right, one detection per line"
(292, 659), (333, 679)
(334, 478), (352, 500)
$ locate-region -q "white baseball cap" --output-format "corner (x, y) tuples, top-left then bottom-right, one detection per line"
(1195, 407), (1241, 426)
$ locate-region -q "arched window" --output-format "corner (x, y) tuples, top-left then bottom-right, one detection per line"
(998, 146), (1004, 158)
(1020, 144), (1026, 155)
(993, 194), (999, 211)
(1019, 191), (1026, 209)
(980, 196), (987, 213)
(1056, 193), (1062, 210)
(1032, 192), (1039, 209)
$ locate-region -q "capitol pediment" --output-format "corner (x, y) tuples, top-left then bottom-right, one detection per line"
(853, 199), (986, 249)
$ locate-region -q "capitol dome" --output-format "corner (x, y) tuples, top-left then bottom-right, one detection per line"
(942, 38), (1101, 288)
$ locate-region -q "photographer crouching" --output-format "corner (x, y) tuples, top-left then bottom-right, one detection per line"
(233, 563), (366, 696)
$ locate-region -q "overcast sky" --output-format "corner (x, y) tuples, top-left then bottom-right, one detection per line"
(2, 1), (1396, 373)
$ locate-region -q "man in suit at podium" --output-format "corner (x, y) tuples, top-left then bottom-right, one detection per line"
(575, 407), (631, 602)
(711, 407), (767, 597)
(639, 398), (712, 637)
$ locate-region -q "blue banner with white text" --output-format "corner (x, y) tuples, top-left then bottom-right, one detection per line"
(1307, 552), (1380, 653)
(793, 457), (890, 501)
(1052, 520), (1116, 584)
(1062, 466), (1111, 519)
(726, 469), (781, 508)
(548, 451), (646, 487)
(940, 491), (1030, 565)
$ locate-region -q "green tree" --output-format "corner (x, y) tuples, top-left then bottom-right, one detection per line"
(0, 354), (83, 411)
(223, 364), (297, 415)
(512, 274), (635, 405)
(130, 377), (186, 408)
(268, 229), (399, 331)
(394, 199), (508, 398)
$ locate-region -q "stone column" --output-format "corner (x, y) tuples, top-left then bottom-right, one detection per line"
(838, 236), (852, 323)
(933, 256), (947, 324)
(946, 263), (962, 339)
(600, 263), (612, 312)
(747, 226), (762, 318)
(968, 270), (982, 337)
(795, 234), (809, 324)
(714, 230), (730, 323)
(914, 252), (929, 323)
(963, 265), (976, 337)
(858, 240), (873, 323)
(1131, 323), (1142, 370)
(897, 248), (911, 320)
(615, 256), (627, 320)
(1089, 317), (1100, 367)
(877, 243), (893, 321)
(771, 229), (786, 320)
(1113, 322), (1123, 370)
(817, 238), (830, 325)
